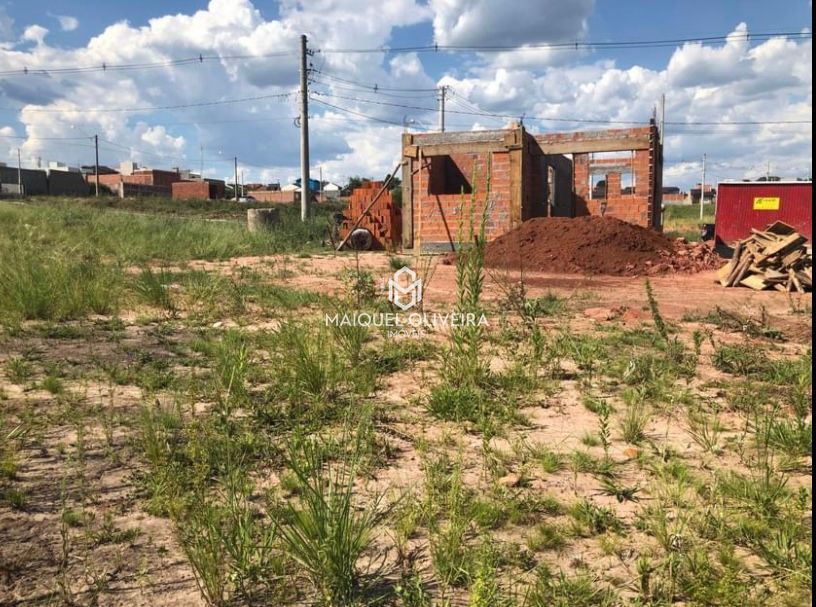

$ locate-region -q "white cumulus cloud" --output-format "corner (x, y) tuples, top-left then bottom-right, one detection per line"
(51, 14), (79, 32)
(22, 24), (48, 45)
(430, 0), (593, 47)
(0, 2), (810, 190)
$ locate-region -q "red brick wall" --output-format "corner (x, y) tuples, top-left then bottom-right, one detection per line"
(411, 151), (513, 250)
(171, 180), (224, 200)
(135, 170), (181, 189)
(249, 190), (298, 204)
(340, 182), (401, 249)
(118, 182), (171, 197)
(91, 170), (183, 190)
(663, 192), (686, 203)
(402, 124), (663, 250)
(538, 124), (661, 229)
(92, 174), (125, 188)
(572, 146), (658, 227)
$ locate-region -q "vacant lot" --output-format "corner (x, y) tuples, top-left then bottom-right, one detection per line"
(662, 204), (715, 241)
(0, 198), (811, 607)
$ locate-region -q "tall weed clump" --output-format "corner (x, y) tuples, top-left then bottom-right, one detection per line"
(0, 237), (123, 322)
(447, 164), (491, 387)
(276, 433), (386, 606)
(180, 463), (281, 606)
(428, 162), (497, 433)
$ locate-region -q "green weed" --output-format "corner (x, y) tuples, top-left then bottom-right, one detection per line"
(569, 499), (623, 536)
(525, 566), (618, 607)
(276, 433), (386, 606)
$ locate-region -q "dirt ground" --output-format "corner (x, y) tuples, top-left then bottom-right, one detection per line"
(191, 251), (808, 321)
(1, 250), (811, 606)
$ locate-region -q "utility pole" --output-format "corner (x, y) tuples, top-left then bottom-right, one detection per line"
(699, 153), (706, 221)
(438, 86), (447, 132)
(94, 134), (100, 197)
(200, 145), (204, 179)
(241, 170), (244, 198)
(766, 160), (771, 181)
(16, 148), (22, 198)
(319, 165), (323, 202)
(299, 33), (311, 221)
(234, 156), (239, 202)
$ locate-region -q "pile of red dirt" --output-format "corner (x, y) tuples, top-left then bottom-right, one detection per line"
(463, 216), (721, 276)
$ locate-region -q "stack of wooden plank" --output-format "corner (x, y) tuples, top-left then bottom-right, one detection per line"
(717, 221), (812, 292)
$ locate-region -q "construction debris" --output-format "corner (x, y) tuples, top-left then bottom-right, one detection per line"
(717, 221), (812, 292)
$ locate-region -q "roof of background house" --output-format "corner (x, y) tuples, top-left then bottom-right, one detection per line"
(81, 165), (119, 175)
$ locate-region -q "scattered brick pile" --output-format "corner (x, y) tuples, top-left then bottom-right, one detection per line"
(468, 216), (721, 276)
(339, 181), (402, 249)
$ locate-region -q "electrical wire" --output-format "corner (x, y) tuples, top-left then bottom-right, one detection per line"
(0, 134), (96, 141)
(0, 92), (295, 114)
(0, 50), (297, 77)
(309, 77), (438, 99)
(309, 96), (427, 129)
(446, 95), (506, 126)
(316, 31), (811, 54)
(310, 70), (439, 92)
(1, 30), (809, 78)
(311, 90), (814, 126)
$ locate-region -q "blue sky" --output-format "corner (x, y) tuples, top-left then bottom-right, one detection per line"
(0, 0), (812, 187)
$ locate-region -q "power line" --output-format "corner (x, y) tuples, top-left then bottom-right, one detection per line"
(309, 97), (427, 129)
(0, 134), (95, 141)
(311, 90), (814, 126)
(664, 125), (811, 134)
(316, 31), (811, 54)
(1, 30), (809, 78)
(309, 77), (438, 99)
(446, 95), (506, 126)
(311, 70), (439, 92)
(0, 50), (297, 77)
(0, 92), (295, 114)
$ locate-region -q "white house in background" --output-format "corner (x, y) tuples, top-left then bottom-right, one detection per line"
(322, 182), (341, 199)
(281, 183), (300, 192)
(120, 160), (139, 175)
(47, 161), (81, 173)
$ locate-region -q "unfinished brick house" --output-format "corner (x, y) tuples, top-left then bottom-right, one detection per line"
(90, 168), (184, 197)
(401, 121), (663, 251)
(171, 179), (226, 200)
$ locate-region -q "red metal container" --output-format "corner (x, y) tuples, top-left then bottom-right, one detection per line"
(715, 181), (812, 246)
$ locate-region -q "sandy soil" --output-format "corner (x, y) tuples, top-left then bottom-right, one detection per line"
(1, 250), (810, 606)
(234, 251), (810, 322)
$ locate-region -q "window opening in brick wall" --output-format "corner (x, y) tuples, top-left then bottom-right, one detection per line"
(428, 155), (472, 195)
(591, 175), (607, 199)
(621, 173), (635, 195)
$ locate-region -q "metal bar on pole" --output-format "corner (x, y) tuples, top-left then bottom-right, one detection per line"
(699, 152), (706, 221)
(94, 135), (100, 197)
(17, 148), (22, 198)
(438, 86), (446, 132)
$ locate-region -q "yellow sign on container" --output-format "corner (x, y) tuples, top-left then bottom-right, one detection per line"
(753, 197), (780, 211)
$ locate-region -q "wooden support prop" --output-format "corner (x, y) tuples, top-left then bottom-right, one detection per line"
(335, 161), (403, 251)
